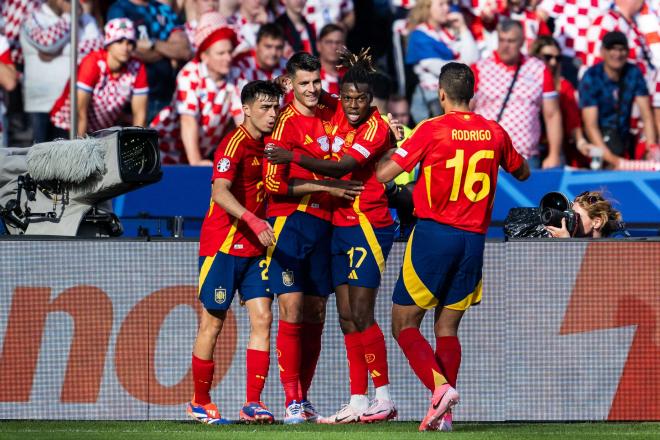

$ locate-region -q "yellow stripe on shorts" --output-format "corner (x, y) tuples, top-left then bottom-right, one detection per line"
(402, 229), (439, 310)
(353, 196), (386, 274)
(265, 216), (287, 269)
(445, 278), (483, 311)
(198, 255), (216, 296)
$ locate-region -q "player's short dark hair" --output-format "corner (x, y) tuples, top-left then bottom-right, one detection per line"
(286, 52), (321, 76)
(256, 23), (285, 44)
(241, 80), (282, 105)
(338, 48), (377, 94)
(438, 62), (474, 104)
(318, 23), (344, 41)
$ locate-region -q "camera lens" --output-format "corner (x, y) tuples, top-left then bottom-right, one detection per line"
(540, 207), (564, 227)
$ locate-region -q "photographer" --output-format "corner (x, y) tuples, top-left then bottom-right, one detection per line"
(545, 191), (629, 238)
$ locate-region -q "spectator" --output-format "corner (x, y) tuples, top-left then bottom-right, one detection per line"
(183, 0), (219, 53)
(1, 0), (40, 64)
(405, 0), (478, 123)
(579, 31), (656, 160)
(21, 0), (103, 143)
(316, 23), (345, 95)
(531, 36), (591, 167)
(479, 0), (550, 57)
(472, 19), (562, 168)
(388, 94), (411, 128)
(108, 0), (192, 122)
(151, 12), (242, 165)
(228, 0), (274, 54)
(303, 0), (355, 36)
(50, 18), (149, 136)
(232, 23), (287, 82)
(546, 190), (629, 238)
(276, 0), (317, 58)
(0, 31), (18, 146)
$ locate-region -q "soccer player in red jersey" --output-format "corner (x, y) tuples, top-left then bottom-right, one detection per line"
(188, 80), (282, 425)
(265, 49), (398, 424)
(263, 52), (363, 424)
(376, 62), (530, 432)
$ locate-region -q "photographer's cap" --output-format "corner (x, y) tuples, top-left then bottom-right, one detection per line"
(602, 31), (628, 49)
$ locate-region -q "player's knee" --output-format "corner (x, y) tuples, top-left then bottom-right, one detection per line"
(351, 307), (374, 331)
(339, 317), (358, 334)
(250, 310), (273, 333)
(279, 306), (303, 323)
(302, 299), (327, 323)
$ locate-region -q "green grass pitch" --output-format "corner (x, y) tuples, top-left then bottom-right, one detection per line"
(1, 421), (660, 440)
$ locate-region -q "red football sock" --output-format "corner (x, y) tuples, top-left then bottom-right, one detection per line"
(435, 336), (462, 388)
(192, 354), (214, 405)
(299, 321), (324, 400)
(277, 320), (302, 406)
(360, 323), (390, 388)
(344, 332), (368, 395)
(396, 328), (447, 392)
(246, 348), (270, 402)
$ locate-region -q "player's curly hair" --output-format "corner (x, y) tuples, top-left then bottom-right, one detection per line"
(338, 47), (377, 93)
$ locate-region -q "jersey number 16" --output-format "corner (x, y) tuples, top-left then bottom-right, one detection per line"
(445, 149), (494, 203)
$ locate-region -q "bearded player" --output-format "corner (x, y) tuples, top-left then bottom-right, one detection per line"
(188, 80), (282, 425)
(265, 49), (398, 423)
(376, 63), (530, 432)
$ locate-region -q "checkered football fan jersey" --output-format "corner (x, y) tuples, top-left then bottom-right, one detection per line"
(472, 53), (557, 159)
(391, 111), (524, 234)
(50, 50), (148, 132)
(331, 108), (394, 228)
(1, 0), (40, 64)
(199, 125), (267, 257)
(151, 59), (242, 164)
(231, 49), (287, 83)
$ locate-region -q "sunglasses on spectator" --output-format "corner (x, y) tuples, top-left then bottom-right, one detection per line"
(576, 191), (602, 204)
(541, 54), (560, 62)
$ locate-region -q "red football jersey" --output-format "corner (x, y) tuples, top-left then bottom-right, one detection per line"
(263, 99), (339, 221)
(391, 111), (524, 233)
(199, 125), (267, 257)
(332, 108), (394, 228)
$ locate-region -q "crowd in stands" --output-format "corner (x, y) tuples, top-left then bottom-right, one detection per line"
(1, 0), (660, 170)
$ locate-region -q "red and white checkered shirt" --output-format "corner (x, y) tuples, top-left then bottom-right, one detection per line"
(21, 9), (103, 60)
(50, 50), (148, 133)
(585, 9), (653, 74)
(1, 0), (39, 64)
(0, 34), (13, 135)
(227, 10), (273, 54)
(538, 0), (611, 63)
(151, 60), (243, 164)
(231, 49), (287, 85)
(321, 66), (341, 95)
(303, 0), (354, 36)
(472, 53), (557, 159)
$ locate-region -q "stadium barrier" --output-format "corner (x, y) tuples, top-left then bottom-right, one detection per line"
(0, 239), (658, 421)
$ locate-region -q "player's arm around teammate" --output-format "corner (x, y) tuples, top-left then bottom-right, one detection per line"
(188, 81), (282, 426)
(266, 49), (399, 424)
(376, 63), (529, 432)
(261, 52), (366, 424)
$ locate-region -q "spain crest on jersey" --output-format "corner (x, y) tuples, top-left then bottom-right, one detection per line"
(317, 135), (330, 152)
(214, 288), (227, 304)
(331, 136), (344, 153)
(282, 270), (295, 287)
